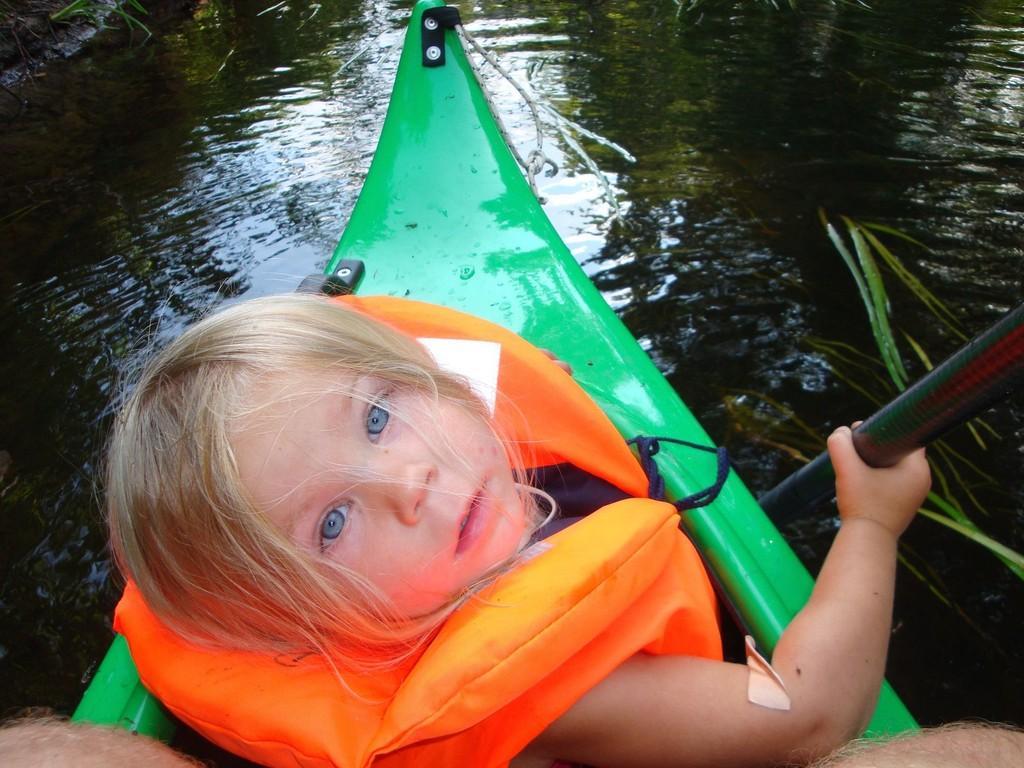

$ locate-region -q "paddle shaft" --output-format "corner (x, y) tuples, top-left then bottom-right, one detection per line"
(759, 303), (1024, 525)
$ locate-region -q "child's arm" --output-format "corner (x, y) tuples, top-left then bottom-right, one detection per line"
(517, 426), (931, 768)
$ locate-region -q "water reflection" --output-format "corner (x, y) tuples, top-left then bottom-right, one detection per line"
(546, 0), (1023, 724)
(0, 0), (410, 713)
(1, 0), (1021, 726)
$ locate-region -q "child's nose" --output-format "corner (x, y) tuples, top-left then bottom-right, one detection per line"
(390, 463), (435, 526)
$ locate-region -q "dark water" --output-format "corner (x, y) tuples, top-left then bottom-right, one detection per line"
(1, 0), (1021, 730)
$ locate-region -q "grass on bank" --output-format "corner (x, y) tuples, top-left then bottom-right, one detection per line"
(50, 0), (150, 38)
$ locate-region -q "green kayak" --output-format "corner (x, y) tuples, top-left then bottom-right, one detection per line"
(74, 0), (916, 746)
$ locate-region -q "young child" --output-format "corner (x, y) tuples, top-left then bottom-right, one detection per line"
(106, 293), (931, 768)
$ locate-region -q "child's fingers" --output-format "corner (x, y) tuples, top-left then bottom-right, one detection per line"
(826, 425), (858, 472)
(894, 445), (931, 491)
(828, 421), (931, 536)
(827, 425), (872, 499)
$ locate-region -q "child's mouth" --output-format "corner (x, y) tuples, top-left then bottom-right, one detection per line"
(456, 488), (485, 555)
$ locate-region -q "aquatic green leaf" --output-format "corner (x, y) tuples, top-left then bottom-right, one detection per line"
(842, 216), (908, 388)
(902, 331), (933, 370)
(934, 440), (996, 489)
(974, 418), (1001, 442)
(806, 336), (889, 370)
(51, 0), (94, 21)
(859, 221), (932, 251)
(925, 489), (976, 527)
(860, 227), (965, 340)
(0, 201), (53, 226)
(897, 548), (999, 643)
(965, 422), (987, 450)
(51, 0), (150, 35)
(804, 337), (893, 403)
(819, 211), (886, 366)
(919, 507), (1024, 579)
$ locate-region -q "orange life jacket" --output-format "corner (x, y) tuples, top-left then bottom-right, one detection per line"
(114, 296), (723, 768)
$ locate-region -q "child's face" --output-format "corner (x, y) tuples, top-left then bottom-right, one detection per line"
(231, 369), (528, 616)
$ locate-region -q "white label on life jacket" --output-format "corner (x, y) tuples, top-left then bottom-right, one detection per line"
(419, 338), (501, 415)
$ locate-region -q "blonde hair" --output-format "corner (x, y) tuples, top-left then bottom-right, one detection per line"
(106, 294), (548, 672)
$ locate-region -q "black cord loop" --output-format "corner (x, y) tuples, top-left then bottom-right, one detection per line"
(627, 435), (731, 512)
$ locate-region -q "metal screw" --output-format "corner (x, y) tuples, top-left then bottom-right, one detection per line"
(426, 45), (442, 61)
(337, 267), (352, 278)
(423, 16), (438, 31)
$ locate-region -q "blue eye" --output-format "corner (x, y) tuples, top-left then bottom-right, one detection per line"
(320, 506), (348, 548)
(366, 398), (390, 439)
